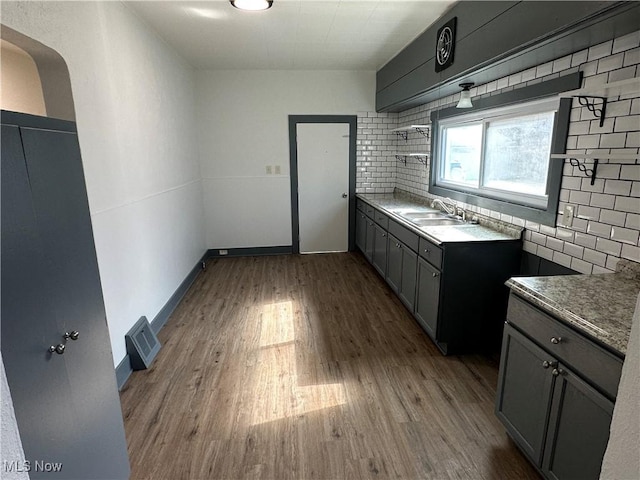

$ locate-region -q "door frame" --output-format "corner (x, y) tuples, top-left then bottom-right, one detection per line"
(288, 115), (357, 254)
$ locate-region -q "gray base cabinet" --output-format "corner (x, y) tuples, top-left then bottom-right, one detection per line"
(356, 197), (521, 355)
(415, 257), (441, 340)
(372, 224), (388, 277)
(496, 294), (621, 480)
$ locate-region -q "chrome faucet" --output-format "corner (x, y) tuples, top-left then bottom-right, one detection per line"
(456, 206), (467, 222)
(431, 197), (457, 216)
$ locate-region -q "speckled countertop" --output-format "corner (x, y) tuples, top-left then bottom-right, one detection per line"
(358, 192), (523, 245)
(506, 268), (640, 356)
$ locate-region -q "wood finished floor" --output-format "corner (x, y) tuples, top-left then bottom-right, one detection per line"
(120, 253), (539, 480)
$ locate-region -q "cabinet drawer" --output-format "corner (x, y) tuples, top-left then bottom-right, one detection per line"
(507, 294), (623, 399)
(374, 210), (388, 229)
(418, 237), (443, 269)
(364, 204), (375, 217)
(388, 220), (419, 252)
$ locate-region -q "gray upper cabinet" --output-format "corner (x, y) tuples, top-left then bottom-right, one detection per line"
(496, 293), (621, 480)
(376, 2), (639, 112)
(1, 111), (130, 479)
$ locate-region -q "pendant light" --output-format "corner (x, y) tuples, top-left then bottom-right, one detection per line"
(230, 0), (273, 11)
(456, 83), (474, 109)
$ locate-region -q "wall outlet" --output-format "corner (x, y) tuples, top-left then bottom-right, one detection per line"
(274, 165), (281, 175)
(219, 249), (228, 255)
(562, 205), (575, 227)
(266, 165), (272, 175)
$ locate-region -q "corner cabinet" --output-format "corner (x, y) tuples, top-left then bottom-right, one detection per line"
(496, 294), (622, 480)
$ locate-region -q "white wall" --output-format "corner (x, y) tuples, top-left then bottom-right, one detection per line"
(195, 70), (375, 249)
(1, 1), (206, 366)
(601, 293), (640, 479)
(0, 355), (29, 480)
(0, 39), (46, 116)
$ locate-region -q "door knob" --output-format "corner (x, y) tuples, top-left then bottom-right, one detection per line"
(342, 193), (348, 198)
(64, 330), (79, 341)
(49, 344), (65, 355)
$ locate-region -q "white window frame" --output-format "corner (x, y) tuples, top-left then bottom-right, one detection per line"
(435, 98), (559, 209)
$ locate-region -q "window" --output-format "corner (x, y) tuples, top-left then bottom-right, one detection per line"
(429, 73), (579, 226)
(437, 99), (557, 209)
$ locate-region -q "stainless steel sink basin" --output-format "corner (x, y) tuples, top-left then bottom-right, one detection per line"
(402, 211), (444, 220)
(412, 217), (466, 226)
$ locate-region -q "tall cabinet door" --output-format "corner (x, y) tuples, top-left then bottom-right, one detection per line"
(1, 112), (130, 479)
(414, 257), (441, 340)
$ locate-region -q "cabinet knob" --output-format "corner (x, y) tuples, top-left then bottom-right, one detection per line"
(550, 337), (562, 345)
(542, 360), (557, 369)
(551, 368), (563, 377)
(64, 330), (79, 341)
(424, 249), (431, 254)
(49, 344), (65, 355)
(432, 272), (439, 278)
(382, 233), (386, 237)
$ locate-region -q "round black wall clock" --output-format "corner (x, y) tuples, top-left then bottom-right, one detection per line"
(435, 17), (457, 72)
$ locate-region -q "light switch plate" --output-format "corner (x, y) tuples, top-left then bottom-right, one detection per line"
(266, 165), (272, 174)
(274, 165), (281, 175)
(562, 205), (574, 227)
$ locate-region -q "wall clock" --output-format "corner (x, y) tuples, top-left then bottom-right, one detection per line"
(435, 17), (457, 72)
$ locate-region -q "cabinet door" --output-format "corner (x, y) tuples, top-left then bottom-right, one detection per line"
(356, 211), (367, 252)
(542, 365), (614, 480)
(495, 323), (555, 466)
(372, 224), (388, 276)
(2, 116), (130, 479)
(398, 246), (417, 312)
(414, 257), (441, 339)
(364, 217), (375, 261)
(386, 234), (402, 293)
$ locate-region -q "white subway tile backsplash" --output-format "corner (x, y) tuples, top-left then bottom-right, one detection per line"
(612, 31), (640, 54)
(574, 232), (597, 249)
(604, 179), (632, 196)
(621, 244), (640, 262)
(587, 221), (612, 238)
(571, 257), (593, 274)
(583, 248), (607, 267)
(564, 242), (584, 258)
(595, 237), (623, 256)
(377, 30), (640, 276)
(599, 209), (628, 227)
(611, 226), (640, 245)
(614, 196), (640, 213)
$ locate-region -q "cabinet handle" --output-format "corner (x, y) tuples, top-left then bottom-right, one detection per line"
(432, 272), (439, 278)
(552, 368), (563, 377)
(550, 337), (562, 345)
(542, 360), (557, 369)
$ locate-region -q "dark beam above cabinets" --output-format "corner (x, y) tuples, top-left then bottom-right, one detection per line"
(376, 1), (639, 112)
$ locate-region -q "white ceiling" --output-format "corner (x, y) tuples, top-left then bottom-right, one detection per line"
(125, 0), (455, 70)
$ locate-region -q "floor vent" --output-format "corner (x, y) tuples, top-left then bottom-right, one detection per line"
(125, 316), (161, 370)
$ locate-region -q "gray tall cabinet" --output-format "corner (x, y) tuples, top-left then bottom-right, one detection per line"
(1, 111), (130, 479)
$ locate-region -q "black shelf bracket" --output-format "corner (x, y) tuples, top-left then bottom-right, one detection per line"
(568, 157), (599, 185)
(416, 155), (428, 166)
(415, 127), (430, 140)
(395, 155), (407, 165)
(394, 131), (409, 141)
(576, 96), (607, 127)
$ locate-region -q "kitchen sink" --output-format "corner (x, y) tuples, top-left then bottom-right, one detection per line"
(402, 211), (444, 220)
(411, 217), (466, 226)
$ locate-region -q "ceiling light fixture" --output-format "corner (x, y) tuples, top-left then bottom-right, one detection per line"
(456, 82), (474, 109)
(230, 0), (273, 11)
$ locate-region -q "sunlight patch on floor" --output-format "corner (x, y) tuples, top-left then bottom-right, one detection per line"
(249, 300), (347, 426)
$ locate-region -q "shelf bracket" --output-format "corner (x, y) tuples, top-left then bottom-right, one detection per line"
(415, 127), (430, 140)
(394, 131), (408, 142)
(568, 157), (599, 185)
(415, 155), (428, 166)
(576, 96), (607, 127)
(395, 154), (407, 165)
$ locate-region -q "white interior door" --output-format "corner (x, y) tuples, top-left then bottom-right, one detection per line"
(297, 123), (350, 253)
